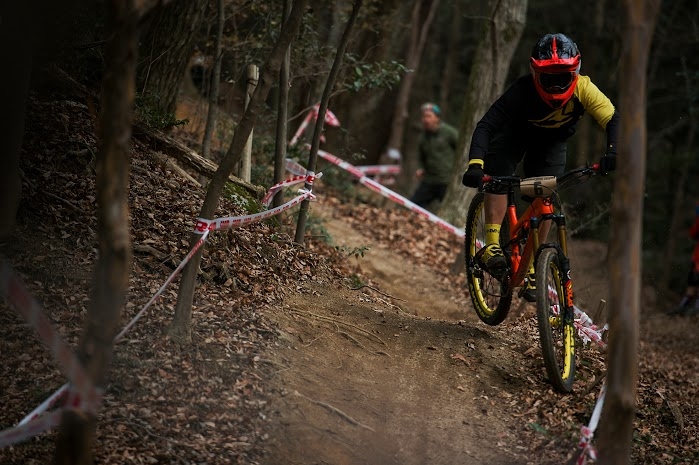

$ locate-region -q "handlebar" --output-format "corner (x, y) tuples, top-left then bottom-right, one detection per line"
(481, 163), (602, 196)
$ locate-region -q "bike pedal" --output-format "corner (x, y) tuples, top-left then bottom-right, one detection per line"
(487, 266), (510, 282)
(518, 287), (536, 303)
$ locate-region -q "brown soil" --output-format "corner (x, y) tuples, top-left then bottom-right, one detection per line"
(1, 95), (696, 465)
(261, 201), (608, 465)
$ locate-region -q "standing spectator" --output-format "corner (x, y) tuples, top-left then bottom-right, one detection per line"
(409, 102), (459, 210)
(669, 202), (699, 316)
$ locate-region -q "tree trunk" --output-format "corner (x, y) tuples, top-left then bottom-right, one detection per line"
(597, 1), (661, 463)
(53, 0), (137, 462)
(169, 0), (309, 342)
(133, 122), (264, 196)
(659, 57), (694, 295)
(437, 0), (463, 117)
(0, 4), (32, 240)
(137, 0), (207, 116)
(438, 0), (527, 226)
(575, 0), (608, 166)
(239, 65), (259, 182)
(325, 0), (404, 163)
(273, 0), (292, 209)
(294, 0), (363, 245)
(200, 0), (225, 167)
(388, 0), (440, 194)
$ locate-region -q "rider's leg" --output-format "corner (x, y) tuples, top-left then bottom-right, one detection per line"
(484, 192), (507, 246)
(480, 134), (521, 274)
(520, 142), (567, 301)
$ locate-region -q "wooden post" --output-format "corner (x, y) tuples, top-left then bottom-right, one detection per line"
(240, 64), (259, 182)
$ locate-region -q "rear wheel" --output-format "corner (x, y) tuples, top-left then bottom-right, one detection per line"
(464, 192), (512, 326)
(535, 247), (576, 393)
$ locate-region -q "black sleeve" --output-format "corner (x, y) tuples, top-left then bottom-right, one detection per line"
(604, 110), (619, 156)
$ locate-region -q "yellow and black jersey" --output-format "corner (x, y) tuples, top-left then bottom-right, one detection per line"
(469, 74), (618, 160)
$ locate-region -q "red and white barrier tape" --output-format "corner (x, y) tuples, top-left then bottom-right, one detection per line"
(289, 104), (340, 147)
(116, 229), (210, 343)
(574, 306), (608, 349)
(576, 381), (606, 464)
(17, 384), (70, 426)
(0, 410), (63, 448)
(16, 230), (211, 428)
(316, 149), (465, 238)
(544, 283), (607, 348)
(0, 261), (100, 414)
(13, 184), (316, 442)
(284, 158), (307, 177)
(261, 172), (320, 206)
(195, 189), (315, 233)
(356, 165), (401, 176)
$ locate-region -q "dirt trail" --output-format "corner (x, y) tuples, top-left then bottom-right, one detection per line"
(263, 206), (537, 465)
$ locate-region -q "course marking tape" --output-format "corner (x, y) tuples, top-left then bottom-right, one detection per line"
(195, 190), (315, 233)
(289, 104), (340, 147)
(356, 165), (401, 176)
(262, 172), (321, 207)
(315, 149), (464, 238)
(18, 384), (70, 426)
(0, 410), (63, 448)
(576, 381), (606, 464)
(0, 261), (100, 414)
(13, 185), (316, 440)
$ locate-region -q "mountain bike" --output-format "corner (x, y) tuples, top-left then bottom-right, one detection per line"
(464, 163), (602, 393)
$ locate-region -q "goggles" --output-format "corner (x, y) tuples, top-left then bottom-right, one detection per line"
(537, 72), (576, 94)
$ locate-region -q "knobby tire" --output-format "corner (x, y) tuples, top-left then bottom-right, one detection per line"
(464, 192), (512, 326)
(535, 247), (576, 393)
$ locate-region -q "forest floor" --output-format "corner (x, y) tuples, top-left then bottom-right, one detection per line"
(0, 93), (697, 465)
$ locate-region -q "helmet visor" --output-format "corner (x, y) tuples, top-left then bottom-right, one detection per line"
(537, 72), (576, 94)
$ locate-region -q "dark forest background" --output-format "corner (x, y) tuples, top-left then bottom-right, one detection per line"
(31, 0), (698, 296)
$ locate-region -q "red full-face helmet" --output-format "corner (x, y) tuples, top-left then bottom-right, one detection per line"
(530, 33), (581, 108)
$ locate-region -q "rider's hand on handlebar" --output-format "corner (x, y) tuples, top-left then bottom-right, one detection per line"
(599, 153), (616, 174)
(462, 159), (485, 189)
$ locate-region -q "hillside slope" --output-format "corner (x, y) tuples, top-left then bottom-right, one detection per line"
(0, 92), (696, 465)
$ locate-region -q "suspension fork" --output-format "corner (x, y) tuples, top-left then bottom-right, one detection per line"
(539, 213), (575, 323)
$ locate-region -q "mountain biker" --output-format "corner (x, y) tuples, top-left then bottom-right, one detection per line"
(461, 32), (618, 302)
(669, 202), (699, 316)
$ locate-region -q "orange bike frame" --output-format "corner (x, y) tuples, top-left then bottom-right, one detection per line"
(506, 197), (555, 287)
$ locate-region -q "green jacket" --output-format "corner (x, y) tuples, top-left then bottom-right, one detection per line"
(417, 122), (459, 184)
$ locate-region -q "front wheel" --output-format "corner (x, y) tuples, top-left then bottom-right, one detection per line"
(535, 247), (576, 393)
(464, 192), (512, 326)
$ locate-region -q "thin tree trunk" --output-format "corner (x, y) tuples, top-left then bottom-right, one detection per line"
(597, 1), (661, 463)
(438, 0), (462, 116)
(294, 0), (363, 244)
(576, 0), (608, 166)
(169, 0), (309, 342)
(326, 0), (403, 163)
(659, 56), (694, 294)
(239, 65), (259, 182)
(439, 0), (527, 226)
(0, 4), (32, 240)
(200, 0), (225, 174)
(53, 0), (137, 462)
(273, 0), (292, 209)
(389, 0), (440, 193)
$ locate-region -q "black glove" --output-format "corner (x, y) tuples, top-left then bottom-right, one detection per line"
(599, 153), (616, 174)
(462, 159), (485, 188)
